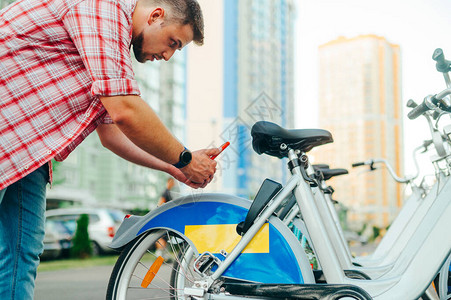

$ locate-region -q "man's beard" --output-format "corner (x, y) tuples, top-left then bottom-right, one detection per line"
(132, 31), (145, 63)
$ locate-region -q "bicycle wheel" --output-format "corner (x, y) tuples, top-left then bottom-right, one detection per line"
(435, 253), (451, 300)
(107, 229), (203, 300)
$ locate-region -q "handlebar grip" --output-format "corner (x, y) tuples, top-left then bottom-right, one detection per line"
(406, 99), (418, 108)
(433, 48), (451, 73)
(407, 101), (430, 120)
(352, 162), (365, 167)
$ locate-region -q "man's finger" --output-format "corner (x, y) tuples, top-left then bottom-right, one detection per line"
(205, 148), (221, 156)
(187, 181), (202, 189)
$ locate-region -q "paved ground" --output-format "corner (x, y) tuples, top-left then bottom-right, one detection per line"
(35, 265), (114, 300)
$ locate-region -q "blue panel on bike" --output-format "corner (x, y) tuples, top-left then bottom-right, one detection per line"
(220, 225), (303, 284)
(137, 201), (303, 284)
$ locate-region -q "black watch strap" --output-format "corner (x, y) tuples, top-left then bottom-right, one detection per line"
(173, 147), (192, 169)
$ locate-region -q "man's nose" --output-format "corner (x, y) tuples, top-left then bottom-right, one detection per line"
(162, 48), (176, 61)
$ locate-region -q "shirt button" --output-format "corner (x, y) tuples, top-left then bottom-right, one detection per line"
(47, 150), (52, 154)
(24, 165), (29, 170)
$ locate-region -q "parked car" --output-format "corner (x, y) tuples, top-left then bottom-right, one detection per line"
(45, 208), (126, 255)
(41, 218), (73, 260)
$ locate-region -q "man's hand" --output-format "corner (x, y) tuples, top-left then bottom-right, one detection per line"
(166, 166), (204, 189)
(99, 96), (222, 188)
(179, 148), (220, 187)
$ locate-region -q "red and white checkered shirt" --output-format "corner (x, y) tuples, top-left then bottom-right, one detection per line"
(0, 0), (141, 190)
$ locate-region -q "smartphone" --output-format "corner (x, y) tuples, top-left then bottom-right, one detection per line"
(210, 142), (230, 160)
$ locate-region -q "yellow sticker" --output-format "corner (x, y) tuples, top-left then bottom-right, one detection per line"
(184, 223), (269, 254)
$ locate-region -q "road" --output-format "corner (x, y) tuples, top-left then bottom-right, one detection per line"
(35, 265), (114, 300)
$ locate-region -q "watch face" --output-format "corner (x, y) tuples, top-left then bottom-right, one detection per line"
(181, 150), (192, 164)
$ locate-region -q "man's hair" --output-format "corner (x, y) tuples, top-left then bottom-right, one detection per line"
(144, 0), (204, 46)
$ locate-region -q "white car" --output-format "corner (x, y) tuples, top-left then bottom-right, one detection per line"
(45, 207), (126, 255)
(42, 218), (73, 260)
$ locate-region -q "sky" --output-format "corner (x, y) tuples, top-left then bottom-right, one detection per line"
(295, 0), (451, 176)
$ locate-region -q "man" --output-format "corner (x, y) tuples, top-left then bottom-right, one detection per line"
(158, 177), (176, 206)
(0, 0), (218, 298)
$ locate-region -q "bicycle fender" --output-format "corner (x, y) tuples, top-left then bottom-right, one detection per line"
(110, 193), (314, 284)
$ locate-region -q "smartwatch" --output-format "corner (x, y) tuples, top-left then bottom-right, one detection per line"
(173, 147), (192, 169)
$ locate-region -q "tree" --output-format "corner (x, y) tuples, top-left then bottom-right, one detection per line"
(51, 159), (66, 186)
(70, 214), (92, 258)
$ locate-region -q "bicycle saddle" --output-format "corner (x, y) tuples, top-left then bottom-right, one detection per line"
(251, 121), (333, 158)
(314, 165), (349, 181)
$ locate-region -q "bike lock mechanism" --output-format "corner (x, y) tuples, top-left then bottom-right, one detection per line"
(194, 252), (222, 276)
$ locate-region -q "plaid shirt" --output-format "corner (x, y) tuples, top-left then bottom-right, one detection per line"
(0, 0), (141, 190)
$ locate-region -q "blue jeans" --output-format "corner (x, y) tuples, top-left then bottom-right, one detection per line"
(0, 164), (48, 300)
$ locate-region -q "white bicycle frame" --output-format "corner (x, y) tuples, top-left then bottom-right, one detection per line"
(191, 147), (450, 300)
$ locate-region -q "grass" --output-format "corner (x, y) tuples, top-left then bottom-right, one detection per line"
(38, 254), (120, 272)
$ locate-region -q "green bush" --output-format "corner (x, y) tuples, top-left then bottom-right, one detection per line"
(70, 214), (92, 259)
(128, 208), (150, 216)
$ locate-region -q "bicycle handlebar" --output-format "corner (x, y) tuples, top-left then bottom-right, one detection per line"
(407, 48), (451, 120)
(352, 158), (416, 183)
(407, 90), (451, 120)
(407, 100), (432, 120)
(351, 140), (432, 183)
(351, 162), (365, 168)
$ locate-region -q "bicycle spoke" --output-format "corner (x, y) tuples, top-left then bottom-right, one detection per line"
(138, 235), (196, 286)
(166, 232), (192, 282)
(138, 261), (149, 270)
(128, 244), (194, 299)
(127, 280), (181, 298)
(132, 274), (145, 281)
(133, 295), (184, 300)
(134, 264), (177, 290)
(177, 244), (197, 280)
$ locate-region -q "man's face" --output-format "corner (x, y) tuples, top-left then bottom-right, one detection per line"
(132, 17), (194, 63)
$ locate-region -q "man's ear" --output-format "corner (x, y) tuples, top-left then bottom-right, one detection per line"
(148, 7), (165, 25)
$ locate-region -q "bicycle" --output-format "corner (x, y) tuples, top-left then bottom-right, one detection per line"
(278, 48), (451, 296)
(281, 151), (427, 273)
(272, 48), (451, 296)
(106, 49), (451, 300)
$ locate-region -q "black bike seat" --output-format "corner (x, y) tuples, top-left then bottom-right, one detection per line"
(313, 164), (330, 169)
(315, 167), (349, 181)
(251, 121), (333, 158)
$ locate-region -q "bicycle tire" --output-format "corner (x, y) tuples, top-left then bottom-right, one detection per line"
(434, 253), (451, 300)
(106, 229), (203, 300)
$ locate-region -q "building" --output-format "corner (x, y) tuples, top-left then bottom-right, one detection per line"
(187, 0), (297, 197)
(0, 0), (11, 8)
(313, 35), (404, 228)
